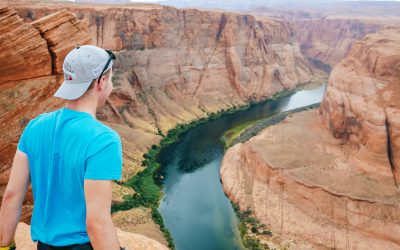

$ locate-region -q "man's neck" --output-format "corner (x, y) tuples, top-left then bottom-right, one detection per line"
(65, 97), (97, 118)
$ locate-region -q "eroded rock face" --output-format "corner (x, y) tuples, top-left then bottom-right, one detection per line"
(221, 109), (400, 249)
(31, 10), (92, 73)
(13, 3), (314, 173)
(0, 7), (51, 82)
(107, 10), (312, 133)
(248, 8), (390, 67)
(31, 7), (309, 104)
(320, 28), (400, 184)
(293, 18), (383, 66)
(221, 27), (400, 249)
(0, 7), (92, 171)
(0, 7), (92, 225)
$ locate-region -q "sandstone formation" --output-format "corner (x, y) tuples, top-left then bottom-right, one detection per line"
(112, 208), (169, 246)
(320, 28), (400, 185)
(31, 10), (92, 74)
(222, 109), (400, 249)
(0, 7), (51, 82)
(14, 222), (168, 250)
(221, 28), (400, 249)
(0, 7), (92, 171)
(292, 18), (383, 67)
(0, 6), (92, 223)
(249, 7), (399, 67)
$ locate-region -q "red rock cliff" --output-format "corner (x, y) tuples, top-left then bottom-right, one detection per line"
(248, 8), (390, 67)
(16, 5), (312, 104)
(0, 7), (92, 222)
(320, 28), (400, 185)
(12, 3), (314, 177)
(221, 27), (400, 249)
(292, 18), (383, 66)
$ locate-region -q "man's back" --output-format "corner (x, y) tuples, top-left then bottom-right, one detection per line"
(18, 107), (122, 246)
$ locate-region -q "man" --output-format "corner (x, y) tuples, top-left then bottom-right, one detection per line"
(0, 45), (125, 250)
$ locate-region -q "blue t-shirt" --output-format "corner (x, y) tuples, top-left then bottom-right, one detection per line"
(17, 107), (122, 246)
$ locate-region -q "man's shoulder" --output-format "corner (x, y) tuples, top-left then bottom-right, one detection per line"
(26, 108), (67, 128)
(90, 120), (120, 140)
(86, 123), (122, 158)
(26, 109), (120, 139)
(25, 111), (52, 128)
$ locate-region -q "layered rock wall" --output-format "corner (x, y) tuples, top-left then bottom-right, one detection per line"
(320, 28), (400, 184)
(221, 27), (400, 249)
(293, 18), (383, 66)
(0, 7), (51, 82)
(31, 10), (92, 73)
(17, 5), (312, 92)
(12, 4), (313, 175)
(0, 7), (92, 222)
(221, 108), (400, 249)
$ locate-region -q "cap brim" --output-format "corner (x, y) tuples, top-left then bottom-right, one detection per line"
(54, 80), (93, 100)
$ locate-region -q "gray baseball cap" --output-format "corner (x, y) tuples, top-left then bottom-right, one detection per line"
(54, 45), (114, 100)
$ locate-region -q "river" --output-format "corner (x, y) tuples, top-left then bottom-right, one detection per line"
(157, 83), (327, 250)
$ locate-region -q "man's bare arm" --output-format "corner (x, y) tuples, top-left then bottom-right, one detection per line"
(0, 150), (30, 246)
(84, 179), (120, 249)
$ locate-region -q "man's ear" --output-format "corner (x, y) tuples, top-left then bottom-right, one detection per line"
(96, 77), (106, 90)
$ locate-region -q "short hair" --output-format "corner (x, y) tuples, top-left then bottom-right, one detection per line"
(80, 69), (111, 99)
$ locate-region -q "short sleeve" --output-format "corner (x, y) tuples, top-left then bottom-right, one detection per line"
(17, 121), (31, 154)
(84, 131), (123, 180)
(17, 113), (46, 155)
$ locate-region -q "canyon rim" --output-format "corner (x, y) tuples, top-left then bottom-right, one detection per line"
(1, 0), (400, 249)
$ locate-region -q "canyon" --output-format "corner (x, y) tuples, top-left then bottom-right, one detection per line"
(0, 1), (316, 247)
(292, 18), (383, 67)
(248, 6), (400, 67)
(9, 2), (315, 179)
(2, 1), (398, 249)
(221, 27), (400, 249)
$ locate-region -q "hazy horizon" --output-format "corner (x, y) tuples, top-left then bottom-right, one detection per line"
(71, 0), (400, 10)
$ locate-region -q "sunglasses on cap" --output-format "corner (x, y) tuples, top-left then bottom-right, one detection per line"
(97, 50), (116, 84)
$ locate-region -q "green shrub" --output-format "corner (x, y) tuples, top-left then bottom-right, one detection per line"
(231, 202), (274, 250)
(262, 230), (272, 236)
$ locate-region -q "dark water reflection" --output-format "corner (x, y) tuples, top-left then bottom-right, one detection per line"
(157, 84), (327, 250)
